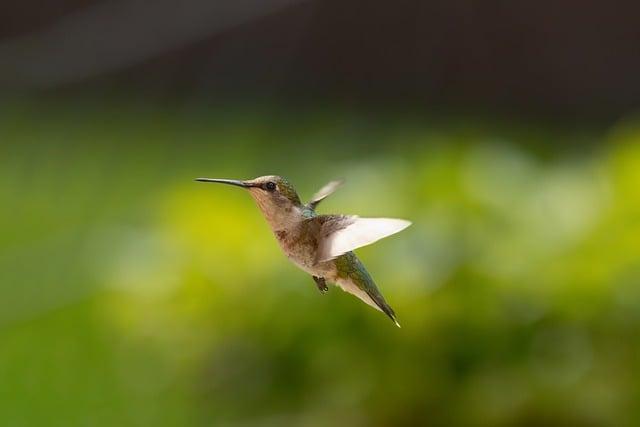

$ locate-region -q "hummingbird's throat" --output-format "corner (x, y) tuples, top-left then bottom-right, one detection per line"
(249, 189), (302, 231)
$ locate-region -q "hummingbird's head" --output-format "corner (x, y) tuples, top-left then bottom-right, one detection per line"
(195, 175), (302, 225)
(243, 175), (302, 211)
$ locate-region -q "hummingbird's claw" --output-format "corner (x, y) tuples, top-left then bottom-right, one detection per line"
(312, 276), (328, 294)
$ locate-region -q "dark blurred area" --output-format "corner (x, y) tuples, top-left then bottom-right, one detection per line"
(1, 0), (640, 118)
(1, 2), (640, 427)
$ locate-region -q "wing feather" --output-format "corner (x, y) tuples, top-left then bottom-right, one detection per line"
(314, 215), (411, 262)
(307, 180), (344, 209)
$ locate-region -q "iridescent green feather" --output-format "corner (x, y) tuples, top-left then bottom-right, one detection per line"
(335, 252), (397, 323)
(275, 177), (302, 206)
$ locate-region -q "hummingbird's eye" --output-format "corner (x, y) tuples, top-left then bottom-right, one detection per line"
(265, 181), (277, 191)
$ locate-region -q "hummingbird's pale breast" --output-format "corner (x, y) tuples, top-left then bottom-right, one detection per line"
(272, 217), (337, 278)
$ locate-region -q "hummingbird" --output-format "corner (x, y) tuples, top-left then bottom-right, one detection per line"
(195, 175), (411, 327)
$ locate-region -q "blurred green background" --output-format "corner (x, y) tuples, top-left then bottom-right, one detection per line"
(2, 1), (640, 426)
(1, 101), (639, 426)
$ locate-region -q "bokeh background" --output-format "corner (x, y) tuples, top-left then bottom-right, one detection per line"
(2, 1), (640, 426)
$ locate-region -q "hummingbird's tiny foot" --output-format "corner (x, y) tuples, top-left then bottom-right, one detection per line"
(312, 276), (328, 294)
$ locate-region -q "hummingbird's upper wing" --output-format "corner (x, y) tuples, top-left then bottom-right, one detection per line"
(312, 215), (411, 263)
(306, 180), (344, 210)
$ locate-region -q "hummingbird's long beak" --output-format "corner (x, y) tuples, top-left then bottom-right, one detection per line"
(195, 178), (252, 188)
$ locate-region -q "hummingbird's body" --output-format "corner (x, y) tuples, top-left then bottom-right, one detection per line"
(272, 206), (392, 320)
(196, 175), (411, 327)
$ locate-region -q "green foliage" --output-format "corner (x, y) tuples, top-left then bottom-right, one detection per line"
(1, 102), (639, 426)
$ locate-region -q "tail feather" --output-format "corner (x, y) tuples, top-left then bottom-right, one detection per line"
(333, 277), (401, 328)
(333, 252), (401, 327)
(365, 289), (401, 328)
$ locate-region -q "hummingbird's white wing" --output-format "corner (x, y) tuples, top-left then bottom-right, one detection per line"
(314, 215), (411, 263)
(307, 180), (344, 209)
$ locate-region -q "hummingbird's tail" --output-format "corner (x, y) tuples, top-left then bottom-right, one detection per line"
(334, 252), (401, 328)
(335, 277), (401, 327)
(365, 289), (401, 328)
